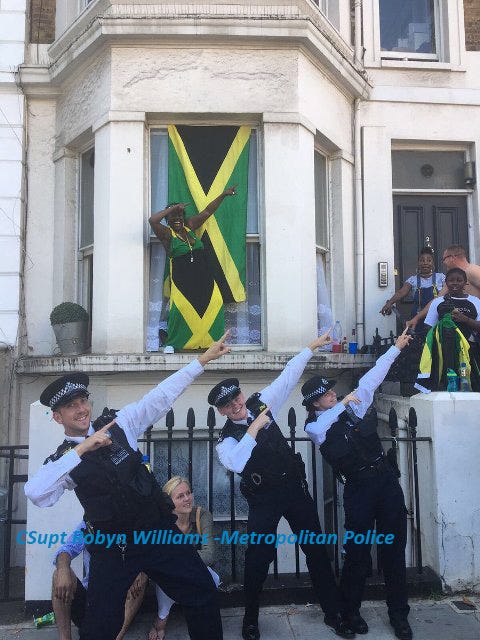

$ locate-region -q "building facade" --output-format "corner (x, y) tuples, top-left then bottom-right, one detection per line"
(4, 0), (480, 593)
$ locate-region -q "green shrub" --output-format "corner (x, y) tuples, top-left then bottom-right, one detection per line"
(50, 302), (89, 325)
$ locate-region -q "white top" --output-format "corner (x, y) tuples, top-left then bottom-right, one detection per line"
(25, 359), (204, 508)
(405, 273), (445, 292)
(424, 294), (480, 339)
(216, 348), (313, 473)
(305, 346), (400, 447)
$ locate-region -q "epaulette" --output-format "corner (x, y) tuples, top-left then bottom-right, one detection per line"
(43, 440), (75, 465)
(217, 421), (248, 444)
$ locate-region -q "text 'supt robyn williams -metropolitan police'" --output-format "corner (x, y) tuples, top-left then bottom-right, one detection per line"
(17, 528), (395, 549)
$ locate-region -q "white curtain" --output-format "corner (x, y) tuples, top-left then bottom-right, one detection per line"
(316, 253), (333, 348)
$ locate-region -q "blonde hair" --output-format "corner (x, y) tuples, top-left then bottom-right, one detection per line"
(162, 475), (191, 497)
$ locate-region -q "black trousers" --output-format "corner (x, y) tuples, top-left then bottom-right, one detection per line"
(340, 469), (409, 618)
(244, 477), (341, 621)
(80, 528), (222, 640)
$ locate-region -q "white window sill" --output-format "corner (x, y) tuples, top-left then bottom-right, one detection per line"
(378, 59), (465, 72)
(16, 352), (375, 374)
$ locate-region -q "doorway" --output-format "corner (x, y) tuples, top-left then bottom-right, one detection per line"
(393, 194), (468, 322)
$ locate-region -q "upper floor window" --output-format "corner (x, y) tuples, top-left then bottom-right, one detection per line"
(147, 126), (261, 352)
(379, 0), (438, 60)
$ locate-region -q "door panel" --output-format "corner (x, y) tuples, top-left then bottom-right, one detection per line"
(393, 195), (468, 322)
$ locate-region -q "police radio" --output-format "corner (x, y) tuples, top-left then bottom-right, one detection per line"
(245, 393), (273, 428)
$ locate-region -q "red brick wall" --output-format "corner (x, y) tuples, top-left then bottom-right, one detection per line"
(29, 0), (56, 44)
(464, 0), (480, 51)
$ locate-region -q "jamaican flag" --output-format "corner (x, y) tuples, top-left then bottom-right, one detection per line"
(168, 125), (251, 303)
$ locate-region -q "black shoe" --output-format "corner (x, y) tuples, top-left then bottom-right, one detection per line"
(346, 612), (368, 634)
(389, 616), (413, 640)
(242, 619), (260, 640)
(324, 613), (356, 639)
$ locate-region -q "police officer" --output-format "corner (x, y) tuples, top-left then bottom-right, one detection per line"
(209, 333), (355, 640)
(25, 334), (229, 640)
(302, 328), (413, 640)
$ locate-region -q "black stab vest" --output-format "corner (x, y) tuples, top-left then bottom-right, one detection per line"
(44, 423), (174, 532)
(317, 407), (384, 479)
(218, 418), (305, 494)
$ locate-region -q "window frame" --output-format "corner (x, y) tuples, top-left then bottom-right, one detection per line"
(77, 144), (95, 345)
(378, 0), (440, 62)
(363, 0), (465, 68)
(147, 124), (264, 351)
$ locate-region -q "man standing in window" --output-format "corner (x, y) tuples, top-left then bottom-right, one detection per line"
(209, 333), (355, 640)
(25, 334), (229, 640)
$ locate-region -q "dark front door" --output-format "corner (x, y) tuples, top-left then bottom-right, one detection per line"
(393, 195), (468, 322)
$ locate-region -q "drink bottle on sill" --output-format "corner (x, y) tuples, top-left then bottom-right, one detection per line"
(459, 362), (470, 392)
(332, 321), (342, 353)
(446, 369), (459, 392)
(349, 328), (358, 354)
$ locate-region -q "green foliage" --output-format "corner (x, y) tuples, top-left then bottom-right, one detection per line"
(50, 302), (89, 325)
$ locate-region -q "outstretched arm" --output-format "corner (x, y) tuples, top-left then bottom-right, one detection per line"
(349, 328), (412, 418)
(116, 333), (231, 444)
(260, 332), (333, 417)
(380, 282), (412, 315)
(187, 186), (237, 231)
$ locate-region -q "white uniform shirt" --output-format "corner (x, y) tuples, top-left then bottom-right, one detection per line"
(305, 346), (400, 446)
(25, 359), (204, 507)
(216, 348), (313, 473)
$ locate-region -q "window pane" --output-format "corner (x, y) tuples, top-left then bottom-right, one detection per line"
(246, 130), (258, 234)
(392, 151), (465, 189)
(152, 440), (248, 518)
(151, 130), (168, 213)
(148, 128), (262, 350)
(80, 148), (94, 249)
(317, 252), (333, 338)
(379, 0), (436, 55)
(224, 242), (261, 345)
(314, 151), (328, 249)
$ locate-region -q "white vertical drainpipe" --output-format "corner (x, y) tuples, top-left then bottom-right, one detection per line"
(354, 0), (365, 346)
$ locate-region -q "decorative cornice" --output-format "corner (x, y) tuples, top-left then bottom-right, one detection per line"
(46, 2), (369, 98)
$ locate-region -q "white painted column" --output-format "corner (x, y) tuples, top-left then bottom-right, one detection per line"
(411, 393), (480, 591)
(92, 115), (145, 353)
(362, 126), (395, 343)
(52, 148), (77, 305)
(263, 117), (317, 352)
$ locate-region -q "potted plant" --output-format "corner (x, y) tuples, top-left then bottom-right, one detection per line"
(50, 302), (89, 355)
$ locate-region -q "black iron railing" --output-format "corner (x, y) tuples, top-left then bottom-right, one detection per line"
(3, 404), (430, 601)
(0, 445), (28, 602)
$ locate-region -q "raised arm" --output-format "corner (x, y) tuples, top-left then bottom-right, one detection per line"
(259, 333), (333, 417)
(149, 204), (186, 249)
(116, 332), (231, 444)
(187, 186), (236, 231)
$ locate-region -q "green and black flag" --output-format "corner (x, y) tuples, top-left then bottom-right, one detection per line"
(168, 124), (251, 303)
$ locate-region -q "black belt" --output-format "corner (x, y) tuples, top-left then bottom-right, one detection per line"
(345, 456), (392, 483)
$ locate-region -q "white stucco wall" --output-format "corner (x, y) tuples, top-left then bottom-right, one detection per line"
(411, 393), (480, 591)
